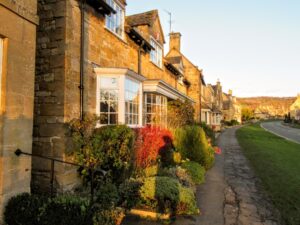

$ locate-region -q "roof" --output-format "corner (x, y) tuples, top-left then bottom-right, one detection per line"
(126, 10), (166, 43)
(126, 10), (158, 27)
(165, 56), (182, 65)
(201, 102), (212, 110)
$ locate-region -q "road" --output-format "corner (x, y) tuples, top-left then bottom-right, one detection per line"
(261, 121), (300, 144)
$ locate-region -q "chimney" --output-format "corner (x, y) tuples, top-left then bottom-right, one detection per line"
(228, 89), (233, 96)
(169, 32), (181, 52)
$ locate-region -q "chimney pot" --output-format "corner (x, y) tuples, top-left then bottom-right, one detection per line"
(169, 32), (182, 52)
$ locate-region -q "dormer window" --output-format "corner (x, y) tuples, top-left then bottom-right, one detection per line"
(150, 37), (163, 68)
(106, 0), (124, 38)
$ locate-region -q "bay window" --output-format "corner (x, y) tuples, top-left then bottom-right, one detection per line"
(144, 93), (167, 126)
(150, 37), (163, 68)
(96, 68), (144, 127)
(125, 78), (140, 125)
(99, 77), (119, 125)
(106, 0), (124, 38)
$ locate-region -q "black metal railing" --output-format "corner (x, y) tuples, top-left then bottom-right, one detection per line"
(15, 149), (105, 204)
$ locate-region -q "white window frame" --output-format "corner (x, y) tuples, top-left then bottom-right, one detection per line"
(96, 71), (144, 127)
(125, 77), (140, 126)
(97, 76), (120, 125)
(144, 93), (168, 127)
(0, 38), (3, 109)
(150, 37), (163, 68)
(105, 0), (125, 39)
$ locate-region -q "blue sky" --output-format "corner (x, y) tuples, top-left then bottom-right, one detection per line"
(127, 0), (300, 97)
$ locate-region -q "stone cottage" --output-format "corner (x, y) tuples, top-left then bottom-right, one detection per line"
(33, 0), (195, 193)
(0, 0), (38, 219)
(290, 94), (300, 121)
(222, 90), (242, 123)
(166, 32), (203, 122)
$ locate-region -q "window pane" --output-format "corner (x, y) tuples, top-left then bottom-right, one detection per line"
(125, 78), (141, 125)
(110, 101), (118, 113)
(100, 101), (109, 113)
(100, 113), (109, 124)
(101, 77), (118, 89)
(109, 90), (118, 100)
(105, 0), (124, 37)
(110, 114), (118, 125)
(144, 94), (168, 127)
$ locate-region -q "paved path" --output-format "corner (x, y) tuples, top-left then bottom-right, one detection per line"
(123, 127), (280, 225)
(222, 127), (279, 225)
(261, 121), (300, 144)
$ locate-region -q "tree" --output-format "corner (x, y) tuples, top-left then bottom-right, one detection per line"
(241, 107), (254, 122)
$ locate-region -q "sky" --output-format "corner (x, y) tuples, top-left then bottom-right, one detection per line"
(126, 0), (300, 97)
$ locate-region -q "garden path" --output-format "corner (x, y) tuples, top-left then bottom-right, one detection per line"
(261, 121), (300, 144)
(122, 127), (280, 225)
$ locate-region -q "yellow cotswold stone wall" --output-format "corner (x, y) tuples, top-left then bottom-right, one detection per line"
(33, 0), (189, 192)
(0, 0), (37, 220)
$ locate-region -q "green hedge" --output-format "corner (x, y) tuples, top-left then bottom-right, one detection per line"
(4, 194), (92, 225)
(4, 193), (45, 225)
(182, 161), (205, 185)
(173, 125), (215, 169)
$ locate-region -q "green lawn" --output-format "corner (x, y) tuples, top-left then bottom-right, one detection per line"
(236, 124), (300, 225)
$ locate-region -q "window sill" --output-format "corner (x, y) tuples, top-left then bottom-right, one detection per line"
(150, 61), (164, 71)
(104, 27), (128, 45)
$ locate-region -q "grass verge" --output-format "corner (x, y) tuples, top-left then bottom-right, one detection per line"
(236, 123), (300, 225)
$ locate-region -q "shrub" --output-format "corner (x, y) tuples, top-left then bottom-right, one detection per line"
(70, 116), (135, 184)
(200, 122), (216, 146)
(39, 195), (91, 225)
(172, 166), (195, 190)
(134, 126), (173, 169)
(92, 125), (135, 184)
(4, 193), (46, 225)
(93, 207), (125, 225)
(95, 182), (120, 209)
(118, 178), (142, 210)
(182, 161), (205, 185)
(140, 176), (199, 215)
(168, 99), (195, 129)
(177, 186), (199, 215)
(173, 125), (215, 169)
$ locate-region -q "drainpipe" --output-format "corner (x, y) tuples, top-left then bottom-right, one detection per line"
(79, 0), (86, 121)
(138, 41), (145, 75)
(199, 74), (202, 123)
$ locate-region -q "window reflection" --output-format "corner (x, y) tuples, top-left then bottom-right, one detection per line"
(99, 77), (119, 125)
(125, 78), (140, 125)
(144, 93), (167, 127)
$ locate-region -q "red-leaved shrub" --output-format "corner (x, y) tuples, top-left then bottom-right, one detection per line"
(134, 126), (173, 168)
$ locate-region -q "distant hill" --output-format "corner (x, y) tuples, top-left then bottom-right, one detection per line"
(237, 97), (296, 116)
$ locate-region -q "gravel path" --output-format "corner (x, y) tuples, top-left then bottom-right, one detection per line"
(122, 127), (281, 225)
(261, 121), (300, 144)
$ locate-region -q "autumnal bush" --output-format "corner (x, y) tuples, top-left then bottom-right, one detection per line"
(182, 161), (205, 185)
(173, 125), (215, 170)
(134, 126), (174, 169)
(167, 99), (195, 129)
(139, 176), (199, 215)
